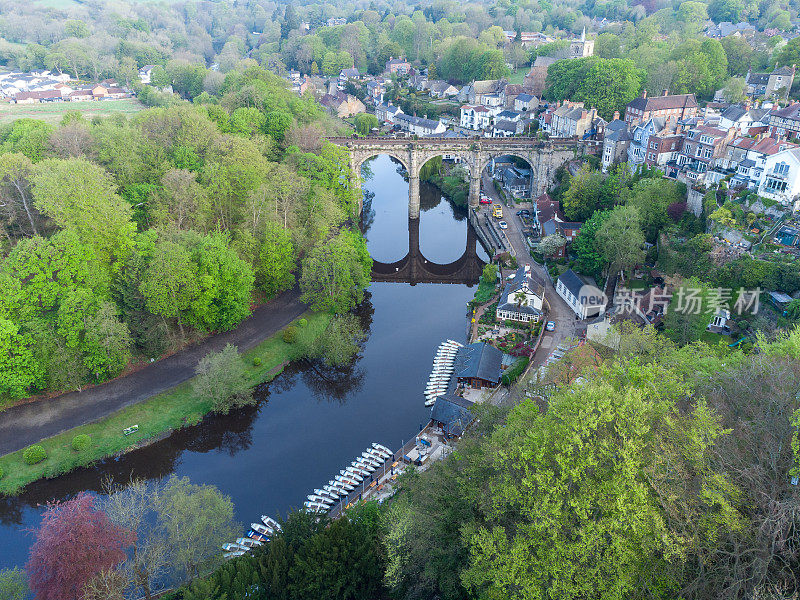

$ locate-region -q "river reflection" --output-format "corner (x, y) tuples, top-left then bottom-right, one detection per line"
(0, 154), (488, 569)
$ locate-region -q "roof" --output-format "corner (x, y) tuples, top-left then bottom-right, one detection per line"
(494, 120), (518, 133)
(558, 269), (586, 298)
(396, 114), (441, 130)
(497, 267), (544, 315)
(627, 93), (698, 113)
(462, 104), (490, 113)
(769, 291), (793, 303)
(533, 56), (557, 68)
(496, 109), (520, 119)
(516, 93), (535, 102)
(769, 102), (800, 121)
(604, 119), (631, 141)
(430, 394), (475, 432)
(454, 343), (503, 384)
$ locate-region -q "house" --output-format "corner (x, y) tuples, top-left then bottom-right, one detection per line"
(718, 104), (769, 133)
(514, 93), (537, 112)
(492, 120), (523, 137)
(556, 269), (605, 319)
(569, 27), (594, 58)
(707, 308), (731, 334)
(767, 102), (800, 140)
(453, 342), (504, 388)
(326, 17), (346, 26)
(726, 135), (796, 189)
(745, 66), (795, 100)
(428, 80), (459, 98)
(523, 56), (556, 96)
(495, 265), (544, 323)
(13, 89), (64, 103)
(550, 102), (597, 138)
(460, 104), (494, 130)
(384, 57), (411, 76)
(624, 89), (698, 126)
(769, 290), (794, 311)
(676, 123), (736, 183)
(376, 102), (403, 123)
(395, 114), (446, 136)
(758, 146), (800, 206)
(469, 79), (506, 105)
(365, 78), (385, 104)
(497, 166), (531, 195)
(774, 225), (800, 246)
(601, 114), (632, 172)
(320, 92), (366, 118)
(430, 395), (475, 436)
(705, 21), (755, 38)
(409, 73), (429, 91)
(627, 117), (683, 172)
(138, 65), (156, 84)
(338, 67), (360, 88)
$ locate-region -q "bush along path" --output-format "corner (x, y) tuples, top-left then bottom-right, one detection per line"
(0, 288), (306, 459)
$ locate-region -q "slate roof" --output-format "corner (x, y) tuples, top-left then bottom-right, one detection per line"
(516, 93), (535, 103)
(454, 343), (503, 384)
(627, 93), (697, 113)
(604, 119), (631, 141)
(430, 394), (475, 433)
(496, 109), (521, 120)
(396, 114), (441, 130)
(497, 267), (543, 316)
(558, 269), (586, 298)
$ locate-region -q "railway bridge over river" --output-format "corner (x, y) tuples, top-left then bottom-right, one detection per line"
(327, 136), (580, 218)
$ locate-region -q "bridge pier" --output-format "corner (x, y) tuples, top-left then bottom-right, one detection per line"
(468, 173), (481, 210)
(409, 175), (420, 219)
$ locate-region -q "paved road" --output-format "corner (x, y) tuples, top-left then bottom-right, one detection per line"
(0, 288), (307, 456)
(479, 173), (583, 369)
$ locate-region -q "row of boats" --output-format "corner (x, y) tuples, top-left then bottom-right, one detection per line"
(220, 442), (394, 560)
(303, 443), (393, 512)
(423, 340), (462, 406)
(221, 515), (281, 559)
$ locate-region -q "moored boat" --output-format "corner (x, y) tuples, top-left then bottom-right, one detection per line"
(251, 522), (271, 536)
(223, 542), (249, 552)
(223, 550), (246, 559)
(304, 501), (329, 512)
(237, 537), (262, 548)
(260, 516), (281, 532)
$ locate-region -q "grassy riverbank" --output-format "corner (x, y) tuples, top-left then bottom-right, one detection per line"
(0, 312), (330, 496)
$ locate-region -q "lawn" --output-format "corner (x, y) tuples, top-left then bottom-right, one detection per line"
(0, 98), (146, 125)
(507, 68), (528, 85)
(0, 312), (331, 496)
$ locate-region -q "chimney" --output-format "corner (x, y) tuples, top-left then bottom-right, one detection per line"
(642, 90), (647, 98)
(744, 100), (751, 111)
(662, 89), (669, 96)
(613, 110), (620, 120)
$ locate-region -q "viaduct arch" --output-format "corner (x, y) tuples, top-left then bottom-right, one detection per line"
(328, 137), (580, 218)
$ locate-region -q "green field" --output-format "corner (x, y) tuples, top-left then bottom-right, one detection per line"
(0, 312), (331, 496)
(0, 98), (146, 124)
(507, 68), (528, 85)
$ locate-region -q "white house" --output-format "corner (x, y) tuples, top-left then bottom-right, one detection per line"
(758, 147), (800, 207)
(395, 114), (446, 136)
(514, 93), (537, 112)
(495, 266), (544, 323)
(460, 105), (494, 130)
(376, 102), (403, 124)
(556, 269), (605, 320)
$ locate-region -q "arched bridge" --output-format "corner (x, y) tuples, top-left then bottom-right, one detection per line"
(327, 136), (580, 218)
(371, 217), (485, 285)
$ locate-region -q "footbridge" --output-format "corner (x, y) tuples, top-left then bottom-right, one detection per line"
(328, 136), (579, 218)
(371, 217), (485, 285)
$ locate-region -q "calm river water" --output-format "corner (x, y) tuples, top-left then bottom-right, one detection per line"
(0, 155), (488, 570)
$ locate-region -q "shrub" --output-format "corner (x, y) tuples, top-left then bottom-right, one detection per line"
(252, 357), (262, 366)
(71, 434), (91, 452)
(297, 318), (308, 327)
(0, 466), (3, 479)
(283, 326), (297, 343)
(23, 445), (47, 465)
(501, 357), (530, 386)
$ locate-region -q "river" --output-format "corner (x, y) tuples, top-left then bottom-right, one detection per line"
(0, 155), (488, 570)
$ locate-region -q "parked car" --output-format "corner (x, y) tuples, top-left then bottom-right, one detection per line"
(546, 321), (555, 331)
(479, 197), (491, 204)
(498, 221), (508, 229)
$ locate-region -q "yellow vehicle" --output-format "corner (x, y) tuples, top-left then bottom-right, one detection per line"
(492, 204), (503, 219)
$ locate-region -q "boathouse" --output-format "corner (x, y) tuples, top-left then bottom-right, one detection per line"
(454, 342), (504, 388)
(430, 394), (475, 437)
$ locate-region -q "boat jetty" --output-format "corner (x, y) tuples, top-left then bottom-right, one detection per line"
(423, 340), (462, 406)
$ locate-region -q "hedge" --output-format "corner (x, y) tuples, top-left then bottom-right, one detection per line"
(71, 434), (92, 452)
(501, 357), (530, 386)
(282, 326), (297, 343)
(23, 445), (47, 465)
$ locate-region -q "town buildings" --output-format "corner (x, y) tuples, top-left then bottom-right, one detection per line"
(395, 114), (446, 136)
(745, 66), (795, 100)
(556, 269), (604, 320)
(624, 90), (698, 126)
(495, 265), (544, 323)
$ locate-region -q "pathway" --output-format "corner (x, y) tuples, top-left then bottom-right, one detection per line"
(0, 288), (307, 456)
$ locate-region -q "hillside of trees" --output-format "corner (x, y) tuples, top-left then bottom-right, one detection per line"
(0, 66), (370, 406)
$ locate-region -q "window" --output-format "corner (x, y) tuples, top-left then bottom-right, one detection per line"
(775, 161), (790, 175)
(647, 152), (655, 161)
(703, 147), (713, 159)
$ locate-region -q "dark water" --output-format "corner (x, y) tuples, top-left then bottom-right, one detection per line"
(0, 155), (488, 570)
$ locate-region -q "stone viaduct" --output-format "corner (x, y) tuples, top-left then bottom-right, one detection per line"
(327, 136), (580, 218)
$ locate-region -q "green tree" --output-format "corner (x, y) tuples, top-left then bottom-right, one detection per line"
(0, 318), (41, 402)
(156, 476), (241, 581)
(721, 77), (748, 103)
(0, 119), (53, 162)
(627, 178), (685, 243)
(561, 164), (607, 222)
(571, 209), (610, 278)
(258, 222), (296, 297)
(192, 343), (254, 414)
(300, 231), (371, 313)
(140, 238), (199, 338)
(31, 158), (136, 270)
(596, 204), (646, 275)
(296, 313), (366, 366)
(354, 113), (379, 135)
(0, 568), (29, 600)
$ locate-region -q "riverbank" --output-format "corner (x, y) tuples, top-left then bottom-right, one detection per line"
(0, 312), (331, 496)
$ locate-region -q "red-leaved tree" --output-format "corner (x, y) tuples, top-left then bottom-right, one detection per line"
(26, 492), (135, 600)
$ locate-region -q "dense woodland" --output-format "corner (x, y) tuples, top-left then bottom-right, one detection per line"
(0, 66), (371, 406)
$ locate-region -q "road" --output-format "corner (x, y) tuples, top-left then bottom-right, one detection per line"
(0, 288), (307, 456)
(479, 171), (583, 369)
